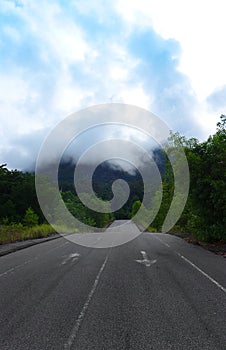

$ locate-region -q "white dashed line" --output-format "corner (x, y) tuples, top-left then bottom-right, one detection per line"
(0, 241), (68, 278)
(64, 254), (109, 349)
(0, 260), (31, 278)
(153, 235), (171, 248)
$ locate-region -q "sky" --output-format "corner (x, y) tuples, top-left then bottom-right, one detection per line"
(1, 0), (226, 170)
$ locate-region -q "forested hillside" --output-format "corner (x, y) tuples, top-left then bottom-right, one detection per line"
(0, 115), (225, 244)
(151, 114), (226, 242)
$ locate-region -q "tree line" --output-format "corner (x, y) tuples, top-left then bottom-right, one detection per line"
(149, 114), (226, 242)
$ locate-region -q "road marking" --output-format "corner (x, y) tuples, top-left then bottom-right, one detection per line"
(153, 236), (171, 248)
(64, 254), (109, 350)
(177, 253), (226, 294)
(61, 253), (80, 265)
(0, 241), (68, 278)
(153, 235), (226, 295)
(135, 250), (157, 267)
(0, 259), (31, 278)
(0, 267), (15, 277)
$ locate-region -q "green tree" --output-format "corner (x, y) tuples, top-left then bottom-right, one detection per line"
(23, 207), (39, 227)
(186, 115), (226, 241)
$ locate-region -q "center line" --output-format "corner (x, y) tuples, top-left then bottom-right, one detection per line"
(153, 235), (171, 248)
(64, 254), (109, 349)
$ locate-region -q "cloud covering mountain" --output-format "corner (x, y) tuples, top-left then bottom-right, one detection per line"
(0, 0), (225, 170)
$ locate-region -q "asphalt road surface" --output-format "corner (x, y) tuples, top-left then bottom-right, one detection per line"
(0, 220), (226, 350)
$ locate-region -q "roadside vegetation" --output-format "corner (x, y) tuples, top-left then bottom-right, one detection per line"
(0, 222), (56, 245)
(0, 166), (113, 244)
(150, 114), (226, 243)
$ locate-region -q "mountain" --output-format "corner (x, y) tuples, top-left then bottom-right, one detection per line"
(58, 148), (166, 219)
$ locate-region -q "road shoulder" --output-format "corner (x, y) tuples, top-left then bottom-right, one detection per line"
(0, 234), (61, 257)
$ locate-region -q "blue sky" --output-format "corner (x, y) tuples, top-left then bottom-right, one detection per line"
(0, 0), (226, 169)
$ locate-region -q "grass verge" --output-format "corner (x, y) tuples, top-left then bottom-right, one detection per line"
(0, 224), (56, 245)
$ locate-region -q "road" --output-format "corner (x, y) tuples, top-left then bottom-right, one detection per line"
(0, 220), (226, 349)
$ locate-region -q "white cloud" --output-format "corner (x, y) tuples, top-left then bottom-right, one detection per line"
(0, 0), (224, 169)
(116, 84), (151, 110)
(52, 68), (95, 114)
(20, 1), (95, 66)
(109, 66), (129, 81)
(114, 0), (226, 101)
(113, 0), (226, 137)
(0, 72), (42, 134)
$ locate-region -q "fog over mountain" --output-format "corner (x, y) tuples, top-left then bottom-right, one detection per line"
(1, 1), (226, 170)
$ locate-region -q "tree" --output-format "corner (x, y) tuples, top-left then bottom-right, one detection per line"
(150, 115), (226, 242)
(23, 207), (39, 227)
